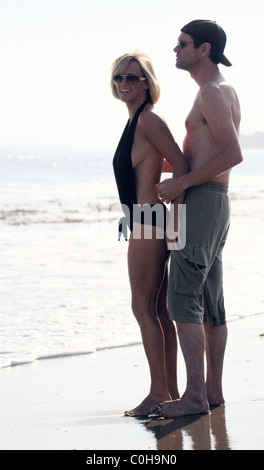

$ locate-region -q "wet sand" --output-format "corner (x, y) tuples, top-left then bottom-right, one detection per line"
(0, 313), (263, 451)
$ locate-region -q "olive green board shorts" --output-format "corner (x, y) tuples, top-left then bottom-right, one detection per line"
(168, 182), (230, 326)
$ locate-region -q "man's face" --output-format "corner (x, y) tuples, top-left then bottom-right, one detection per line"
(173, 32), (200, 71)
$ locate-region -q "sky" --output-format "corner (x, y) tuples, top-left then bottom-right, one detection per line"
(0, 0), (263, 150)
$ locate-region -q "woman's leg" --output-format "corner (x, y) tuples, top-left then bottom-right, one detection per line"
(125, 226), (176, 416)
(157, 268), (180, 400)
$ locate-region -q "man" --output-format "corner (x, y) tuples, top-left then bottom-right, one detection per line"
(152, 19), (243, 418)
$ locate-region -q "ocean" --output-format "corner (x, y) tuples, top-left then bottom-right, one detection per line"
(0, 147), (263, 369)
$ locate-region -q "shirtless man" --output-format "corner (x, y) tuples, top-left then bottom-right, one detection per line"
(153, 20), (243, 418)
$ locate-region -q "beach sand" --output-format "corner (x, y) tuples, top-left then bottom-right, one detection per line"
(0, 313), (263, 451)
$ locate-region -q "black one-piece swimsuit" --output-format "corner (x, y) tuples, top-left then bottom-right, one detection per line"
(113, 100), (168, 240)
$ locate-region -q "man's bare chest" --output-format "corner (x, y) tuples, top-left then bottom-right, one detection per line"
(185, 101), (207, 131)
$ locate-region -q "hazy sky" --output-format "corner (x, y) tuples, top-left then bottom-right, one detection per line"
(0, 0), (263, 149)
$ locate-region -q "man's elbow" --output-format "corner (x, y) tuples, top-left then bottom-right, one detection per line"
(229, 144), (243, 168)
(233, 150), (243, 167)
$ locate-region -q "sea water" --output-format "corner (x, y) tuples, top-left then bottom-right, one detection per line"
(0, 147), (263, 369)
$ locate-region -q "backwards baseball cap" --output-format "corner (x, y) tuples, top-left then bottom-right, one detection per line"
(181, 19), (232, 67)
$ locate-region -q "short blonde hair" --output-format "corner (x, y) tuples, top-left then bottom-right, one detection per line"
(110, 50), (160, 105)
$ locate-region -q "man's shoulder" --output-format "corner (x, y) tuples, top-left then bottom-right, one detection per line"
(200, 80), (223, 97)
(198, 80), (235, 113)
(200, 80), (236, 101)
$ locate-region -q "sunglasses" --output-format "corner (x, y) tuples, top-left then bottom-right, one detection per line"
(177, 40), (194, 49)
(113, 74), (146, 84)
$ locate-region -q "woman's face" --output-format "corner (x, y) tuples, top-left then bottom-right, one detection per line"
(115, 60), (148, 104)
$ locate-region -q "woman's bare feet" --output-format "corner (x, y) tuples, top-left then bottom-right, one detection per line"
(207, 389), (225, 408)
(124, 392), (172, 418)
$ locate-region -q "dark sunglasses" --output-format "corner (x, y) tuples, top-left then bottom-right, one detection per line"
(177, 40), (194, 49)
(113, 74), (146, 84)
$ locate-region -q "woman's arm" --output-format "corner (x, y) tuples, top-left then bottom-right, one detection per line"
(162, 159), (174, 173)
(139, 110), (188, 177)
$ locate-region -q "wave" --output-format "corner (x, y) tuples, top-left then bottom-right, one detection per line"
(0, 199), (121, 225)
(1, 189), (263, 225)
(1, 342), (142, 370)
(2, 312), (263, 371)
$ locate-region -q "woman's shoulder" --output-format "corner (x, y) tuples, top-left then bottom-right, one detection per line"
(138, 104), (167, 130)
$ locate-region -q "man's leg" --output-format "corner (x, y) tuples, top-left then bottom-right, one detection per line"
(203, 245), (228, 407)
(204, 321), (227, 406)
(150, 321), (209, 418)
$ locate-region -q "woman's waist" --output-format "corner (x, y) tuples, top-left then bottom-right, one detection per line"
(136, 187), (161, 206)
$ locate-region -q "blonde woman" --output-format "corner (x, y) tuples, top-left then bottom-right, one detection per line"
(111, 51), (187, 417)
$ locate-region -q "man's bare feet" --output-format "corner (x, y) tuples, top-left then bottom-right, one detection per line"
(149, 395), (210, 419)
(124, 393), (172, 418)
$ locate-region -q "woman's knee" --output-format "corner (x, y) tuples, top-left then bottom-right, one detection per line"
(131, 296), (157, 323)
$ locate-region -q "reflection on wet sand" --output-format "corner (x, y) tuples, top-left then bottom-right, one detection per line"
(145, 405), (231, 450)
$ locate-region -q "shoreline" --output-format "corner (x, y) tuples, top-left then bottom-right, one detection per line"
(0, 313), (263, 450)
(1, 182), (263, 372)
(1, 341), (143, 371)
(1, 312), (263, 371)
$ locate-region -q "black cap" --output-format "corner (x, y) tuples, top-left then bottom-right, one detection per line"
(181, 19), (232, 67)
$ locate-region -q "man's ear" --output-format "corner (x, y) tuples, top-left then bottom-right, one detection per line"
(201, 42), (211, 57)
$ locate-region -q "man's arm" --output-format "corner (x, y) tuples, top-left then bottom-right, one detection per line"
(183, 84), (243, 185)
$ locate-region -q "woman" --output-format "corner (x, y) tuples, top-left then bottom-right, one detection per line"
(111, 51), (187, 417)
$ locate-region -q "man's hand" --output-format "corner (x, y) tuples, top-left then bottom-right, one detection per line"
(156, 176), (186, 203)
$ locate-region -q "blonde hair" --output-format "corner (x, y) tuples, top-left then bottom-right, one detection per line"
(110, 50), (160, 105)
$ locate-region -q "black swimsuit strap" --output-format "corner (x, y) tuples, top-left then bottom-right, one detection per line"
(127, 99), (149, 130)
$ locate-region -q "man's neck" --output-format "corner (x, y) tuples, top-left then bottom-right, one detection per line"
(190, 62), (222, 88)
